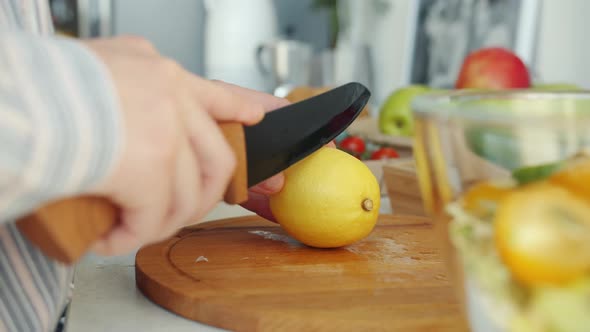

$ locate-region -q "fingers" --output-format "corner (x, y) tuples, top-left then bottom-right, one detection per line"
(161, 134), (202, 236)
(92, 174), (173, 255)
(243, 172), (282, 220)
(190, 77), (265, 125)
(240, 192), (277, 223)
(211, 80), (291, 112)
(183, 104), (237, 220)
(91, 211), (151, 255)
(86, 43), (302, 257)
(248, 173), (284, 195)
(90, 110), (178, 255)
(83, 35), (159, 59)
(117, 35), (159, 55)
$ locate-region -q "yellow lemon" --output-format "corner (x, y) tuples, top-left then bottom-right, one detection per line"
(494, 183), (590, 286)
(461, 180), (515, 218)
(269, 147), (380, 248)
(549, 156), (590, 203)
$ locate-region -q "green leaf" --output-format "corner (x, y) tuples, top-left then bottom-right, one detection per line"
(511, 161), (564, 186)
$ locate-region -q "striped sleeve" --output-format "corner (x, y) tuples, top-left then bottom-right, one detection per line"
(0, 28), (124, 223)
(0, 28), (124, 332)
(0, 223), (74, 332)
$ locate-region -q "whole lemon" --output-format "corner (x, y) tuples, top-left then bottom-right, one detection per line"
(269, 147), (381, 248)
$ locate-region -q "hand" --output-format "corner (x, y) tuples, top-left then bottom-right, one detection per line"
(82, 36), (277, 255)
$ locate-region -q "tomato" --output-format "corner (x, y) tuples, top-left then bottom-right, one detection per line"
(338, 136), (365, 155)
(370, 147), (399, 160)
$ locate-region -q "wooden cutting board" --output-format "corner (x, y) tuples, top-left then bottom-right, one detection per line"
(135, 214), (468, 332)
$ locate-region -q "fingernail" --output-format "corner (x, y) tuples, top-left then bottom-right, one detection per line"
(254, 107), (265, 122)
(261, 173), (284, 193)
(246, 106), (265, 124)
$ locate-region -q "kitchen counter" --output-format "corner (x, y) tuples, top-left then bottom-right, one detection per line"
(64, 199), (393, 332)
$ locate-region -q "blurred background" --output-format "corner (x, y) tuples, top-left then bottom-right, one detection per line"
(48, 0), (590, 115)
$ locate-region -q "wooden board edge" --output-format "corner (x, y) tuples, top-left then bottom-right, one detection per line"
(178, 214), (432, 235)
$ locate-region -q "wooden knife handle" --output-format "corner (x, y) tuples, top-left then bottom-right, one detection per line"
(15, 122), (248, 264)
(218, 122), (249, 204)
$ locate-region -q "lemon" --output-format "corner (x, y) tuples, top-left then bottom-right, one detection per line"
(461, 180), (515, 218)
(269, 147), (380, 248)
(549, 156), (590, 203)
(494, 183), (590, 286)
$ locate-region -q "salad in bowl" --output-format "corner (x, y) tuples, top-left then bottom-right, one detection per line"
(448, 151), (590, 332)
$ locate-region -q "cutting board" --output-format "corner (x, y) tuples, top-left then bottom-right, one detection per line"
(135, 214), (468, 332)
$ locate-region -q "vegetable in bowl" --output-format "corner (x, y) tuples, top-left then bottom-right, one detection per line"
(447, 152), (590, 332)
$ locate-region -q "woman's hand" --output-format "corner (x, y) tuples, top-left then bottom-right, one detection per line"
(82, 36), (288, 255)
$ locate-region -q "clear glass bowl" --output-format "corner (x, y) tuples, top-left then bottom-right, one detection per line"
(411, 90), (590, 332)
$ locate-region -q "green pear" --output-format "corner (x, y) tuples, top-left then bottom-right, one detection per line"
(378, 85), (430, 137)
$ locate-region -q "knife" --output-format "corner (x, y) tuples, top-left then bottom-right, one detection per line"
(15, 82), (370, 264)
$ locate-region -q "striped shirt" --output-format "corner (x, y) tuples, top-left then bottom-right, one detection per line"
(0, 1), (123, 331)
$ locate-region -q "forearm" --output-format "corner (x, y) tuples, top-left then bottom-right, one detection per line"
(0, 28), (124, 222)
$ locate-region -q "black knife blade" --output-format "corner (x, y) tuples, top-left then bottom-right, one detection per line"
(244, 82), (371, 186)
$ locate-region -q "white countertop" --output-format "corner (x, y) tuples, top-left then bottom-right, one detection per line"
(64, 199), (393, 332)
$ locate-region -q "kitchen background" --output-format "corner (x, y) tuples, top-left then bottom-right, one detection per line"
(49, 0), (590, 113)
(44, 2), (590, 331)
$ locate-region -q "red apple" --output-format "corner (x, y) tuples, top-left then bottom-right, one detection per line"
(455, 47), (531, 89)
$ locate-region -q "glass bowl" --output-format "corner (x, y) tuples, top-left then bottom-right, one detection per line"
(412, 89), (590, 332)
